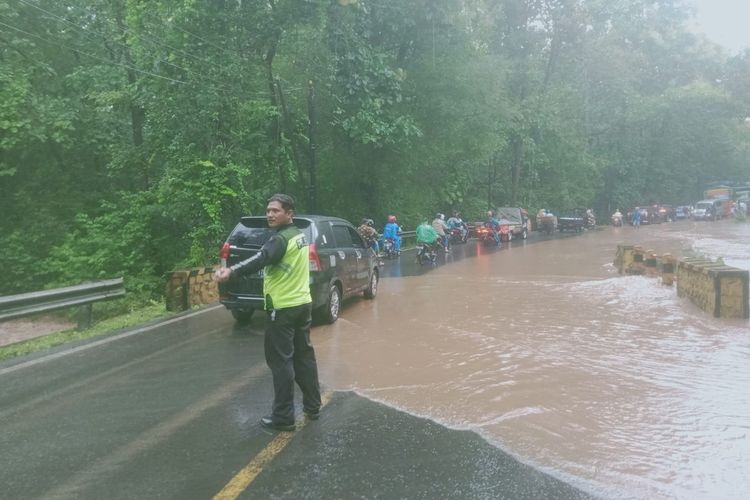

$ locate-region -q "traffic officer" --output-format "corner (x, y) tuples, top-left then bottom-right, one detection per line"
(214, 194), (321, 431)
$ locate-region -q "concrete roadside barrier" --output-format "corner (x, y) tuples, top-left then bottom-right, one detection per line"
(676, 259), (749, 319)
(661, 254), (676, 286)
(644, 250), (659, 278)
(614, 248), (749, 319)
(631, 246), (645, 275)
(614, 245), (634, 274)
(615, 244), (647, 275)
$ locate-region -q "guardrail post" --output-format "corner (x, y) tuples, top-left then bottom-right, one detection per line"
(77, 304), (93, 330)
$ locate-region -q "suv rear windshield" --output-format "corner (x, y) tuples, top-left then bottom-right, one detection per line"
(228, 217), (313, 248)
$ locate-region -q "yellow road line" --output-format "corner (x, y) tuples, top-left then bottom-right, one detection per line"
(213, 392), (333, 500)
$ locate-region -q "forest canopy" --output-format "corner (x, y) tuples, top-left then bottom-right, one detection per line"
(1, 0), (749, 298)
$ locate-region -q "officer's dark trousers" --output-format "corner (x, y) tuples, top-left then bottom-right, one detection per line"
(264, 303), (321, 425)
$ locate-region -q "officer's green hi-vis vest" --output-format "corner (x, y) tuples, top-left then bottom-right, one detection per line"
(264, 226), (312, 310)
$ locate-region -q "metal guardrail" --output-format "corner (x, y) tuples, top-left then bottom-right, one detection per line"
(400, 230), (416, 249)
(0, 278), (126, 330)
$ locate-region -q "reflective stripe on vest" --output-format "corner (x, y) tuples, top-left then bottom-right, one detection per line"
(263, 227), (312, 310)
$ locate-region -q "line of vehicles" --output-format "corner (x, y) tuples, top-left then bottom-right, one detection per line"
(622, 205), (680, 225)
(614, 202), (732, 227)
(618, 186), (746, 226)
(216, 207), (536, 324)
(217, 205), (601, 326)
(216, 185), (750, 325)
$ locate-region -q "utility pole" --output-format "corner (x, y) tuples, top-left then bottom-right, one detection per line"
(307, 80), (318, 213)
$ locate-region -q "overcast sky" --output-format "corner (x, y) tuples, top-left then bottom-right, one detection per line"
(690, 0), (750, 53)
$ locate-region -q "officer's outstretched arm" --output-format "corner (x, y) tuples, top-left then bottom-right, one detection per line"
(229, 234), (286, 278)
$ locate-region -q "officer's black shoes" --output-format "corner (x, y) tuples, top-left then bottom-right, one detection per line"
(303, 409), (320, 421)
(259, 411), (318, 430)
(260, 416), (295, 432)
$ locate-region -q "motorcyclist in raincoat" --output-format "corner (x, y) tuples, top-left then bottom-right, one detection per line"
(416, 219), (439, 264)
(447, 211), (468, 242)
(485, 210), (501, 246)
(357, 218), (380, 254)
(416, 219), (439, 246)
(611, 209), (623, 227)
(382, 215), (401, 254)
(431, 213), (450, 252)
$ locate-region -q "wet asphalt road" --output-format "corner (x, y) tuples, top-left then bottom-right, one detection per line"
(383, 228), (581, 278)
(0, 231), (596, 499)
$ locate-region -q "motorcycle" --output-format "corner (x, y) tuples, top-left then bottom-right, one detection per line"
(474, 225), (500, 246)
(498, 223), (511, 242)
(416, 242), (438, 266)
(382, 238), (399, 259)
(448, 226), (469, 244)
(584, 214), (596, 229)
(611, 214), (623, 227)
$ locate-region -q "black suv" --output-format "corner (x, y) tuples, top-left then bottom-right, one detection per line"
(218, 215), (379, 324)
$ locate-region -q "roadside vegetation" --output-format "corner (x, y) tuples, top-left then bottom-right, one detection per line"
(0, 302), (175, 362)
(2, 0), (749, 311)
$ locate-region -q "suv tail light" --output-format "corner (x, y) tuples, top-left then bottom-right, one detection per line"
(309, 243), (322, 272)
(220, 242), (230, 267)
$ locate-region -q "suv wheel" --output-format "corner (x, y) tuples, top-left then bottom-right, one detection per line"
(364, 270), (378, 299)
(231, 309), (254, 323)
(319, 284), (341, 324)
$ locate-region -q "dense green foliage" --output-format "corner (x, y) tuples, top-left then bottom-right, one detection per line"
(2, 0), (749, 299)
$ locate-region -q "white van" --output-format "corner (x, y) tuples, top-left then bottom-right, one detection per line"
(692, 199), (722, 221)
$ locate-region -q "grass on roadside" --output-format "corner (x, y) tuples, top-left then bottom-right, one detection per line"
(0, 302), (176, 363)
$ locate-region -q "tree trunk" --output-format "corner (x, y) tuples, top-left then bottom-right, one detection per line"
(112, 3), (146, 189)
(113, 8), (144, 149)
(264, 33), (287, 192)
(307, 81), (318, 213)
(276, 78), (306, 193)
(510, 135), (524, 206)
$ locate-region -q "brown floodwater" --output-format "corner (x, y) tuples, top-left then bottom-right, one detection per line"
(313, 220), (750, 499)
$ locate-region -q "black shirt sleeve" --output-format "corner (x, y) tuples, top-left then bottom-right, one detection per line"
(229, 233), (287, 278)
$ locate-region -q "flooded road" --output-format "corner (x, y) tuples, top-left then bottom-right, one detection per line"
(312, 221), (750, 499)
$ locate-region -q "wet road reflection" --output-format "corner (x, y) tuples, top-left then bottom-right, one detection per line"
(313, 221), (750, 499)
(379, 229), (580, 278)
